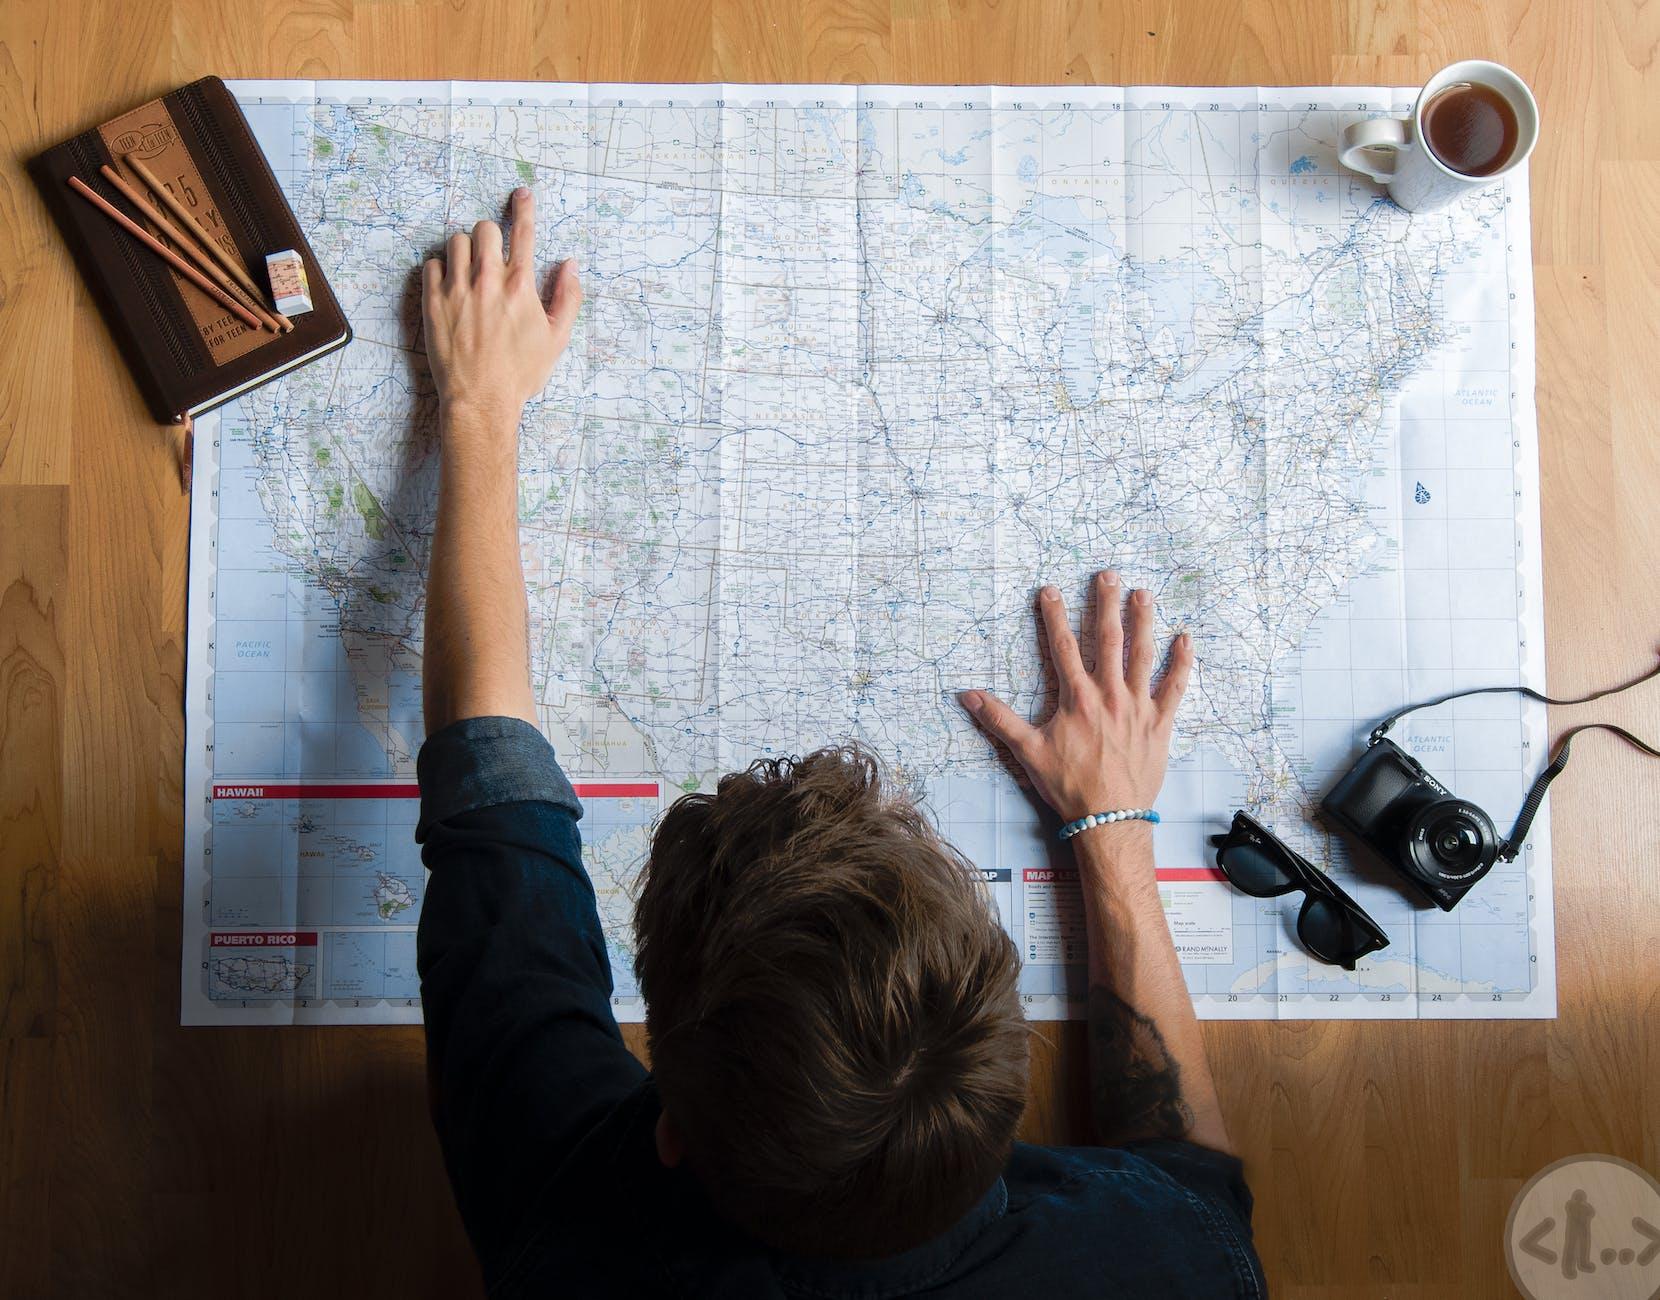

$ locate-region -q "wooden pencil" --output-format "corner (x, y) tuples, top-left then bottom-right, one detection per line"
(67, 175), (265, 332)
(97, 164), (281, 332)
(123, 152), (287, 327)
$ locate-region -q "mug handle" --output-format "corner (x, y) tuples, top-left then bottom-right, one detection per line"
(1340, 117), (1411, 183)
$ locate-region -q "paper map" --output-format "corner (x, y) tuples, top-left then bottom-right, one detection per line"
(181, 81), (1552, 1024)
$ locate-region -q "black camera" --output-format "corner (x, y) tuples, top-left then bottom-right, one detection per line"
(1320, 737), (1499, 911)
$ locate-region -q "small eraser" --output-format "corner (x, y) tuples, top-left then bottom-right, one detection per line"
(265, 249), (314, 317)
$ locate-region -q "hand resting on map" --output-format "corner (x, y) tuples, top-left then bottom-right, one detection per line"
(959, 574), (1192, 821)
(421, 185), (582, 421)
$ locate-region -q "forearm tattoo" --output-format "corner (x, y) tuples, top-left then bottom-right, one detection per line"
(1087, 984), (1194, 1143)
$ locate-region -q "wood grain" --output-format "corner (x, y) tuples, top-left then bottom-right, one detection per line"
(0, 486), (65, 1296)
(2, 2), (1657, 1296)
(0, 3), (76, 484)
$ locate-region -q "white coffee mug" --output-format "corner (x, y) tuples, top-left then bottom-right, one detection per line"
(1339, 60), (1539, 212)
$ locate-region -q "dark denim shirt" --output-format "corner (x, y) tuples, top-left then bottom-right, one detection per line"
(416, 717), (1268, 1299)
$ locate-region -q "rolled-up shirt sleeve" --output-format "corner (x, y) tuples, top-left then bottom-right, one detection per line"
(415, 716), (647, 1271)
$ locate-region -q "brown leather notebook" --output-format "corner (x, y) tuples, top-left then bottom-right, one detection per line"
(31, 76), (351, 422)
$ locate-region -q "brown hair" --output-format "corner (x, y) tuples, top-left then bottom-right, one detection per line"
(634, 745), (1029, 1259)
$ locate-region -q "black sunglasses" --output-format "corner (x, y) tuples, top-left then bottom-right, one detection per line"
(1209, 811), (1389, 971)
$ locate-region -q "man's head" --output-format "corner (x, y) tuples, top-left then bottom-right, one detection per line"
(634, 745), (1029, 1259)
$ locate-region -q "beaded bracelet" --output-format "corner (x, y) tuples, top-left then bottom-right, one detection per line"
(1057, 808), (1160, 841)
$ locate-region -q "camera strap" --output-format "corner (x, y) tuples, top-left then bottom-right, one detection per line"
(1367, 655), (1660, 862)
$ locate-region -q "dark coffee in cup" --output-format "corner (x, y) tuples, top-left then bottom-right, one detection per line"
(1420, 81), (1519, 177)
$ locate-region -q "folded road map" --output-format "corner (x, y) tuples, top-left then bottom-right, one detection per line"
(181, 82), (1550, 1024)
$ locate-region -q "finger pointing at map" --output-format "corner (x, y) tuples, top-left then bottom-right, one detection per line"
(421, 186), (582, 412)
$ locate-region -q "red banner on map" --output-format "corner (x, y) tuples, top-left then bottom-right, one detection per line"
(1021, 866), (1226, 883)
(211, 932), (318, 947)
(212, 781), (660, 800)
(1022, 868), (1075, 883)
(212, 783), (418, 800)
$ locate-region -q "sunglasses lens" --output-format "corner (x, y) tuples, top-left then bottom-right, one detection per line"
(1300, 895), (1376, 964)
(1220, 841), (1297, 896)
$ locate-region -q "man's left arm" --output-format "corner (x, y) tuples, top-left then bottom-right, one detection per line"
(414, 190), (646, 1269)
(962, 575), (1230, 1154)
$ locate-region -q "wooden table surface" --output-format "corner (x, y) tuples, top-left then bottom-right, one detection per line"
(3, 1), (1657, 1296)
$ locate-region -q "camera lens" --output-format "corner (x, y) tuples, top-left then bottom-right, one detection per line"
(1431, 817), (1483, 869)
(1405, 799), (1498, 883)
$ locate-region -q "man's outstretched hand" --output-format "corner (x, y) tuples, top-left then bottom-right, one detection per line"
(960, 572), (1193, 821)
(421, 186), (582, 418)
(421, 188), (579, 731)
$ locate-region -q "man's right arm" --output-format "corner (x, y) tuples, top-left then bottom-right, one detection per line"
(415, 192), (649, 1272)
(961, 570), (1231, 1154)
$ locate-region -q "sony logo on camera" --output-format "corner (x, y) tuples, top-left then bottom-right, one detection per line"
(1320, 737), (1500, 911)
